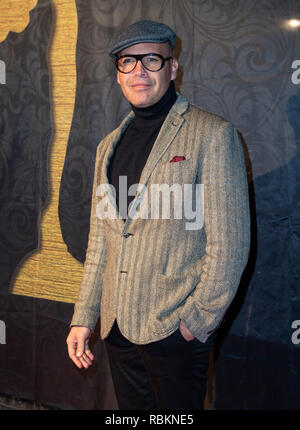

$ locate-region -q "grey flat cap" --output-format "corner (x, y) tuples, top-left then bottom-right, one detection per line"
(109, 20), (176, 58)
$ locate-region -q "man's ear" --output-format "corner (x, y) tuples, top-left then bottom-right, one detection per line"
(117, 72), (120, 85)
(171, 58), (179, 81)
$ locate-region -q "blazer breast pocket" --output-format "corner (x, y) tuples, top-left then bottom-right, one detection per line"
(154, 157), (197, 185)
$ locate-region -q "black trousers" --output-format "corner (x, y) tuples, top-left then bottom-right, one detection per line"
(104, 320), (215, 410)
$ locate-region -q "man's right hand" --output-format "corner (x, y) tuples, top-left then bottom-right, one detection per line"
(66, 326), (94, 369)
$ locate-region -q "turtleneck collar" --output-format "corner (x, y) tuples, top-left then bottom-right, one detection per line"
(130, 81), (177, 128)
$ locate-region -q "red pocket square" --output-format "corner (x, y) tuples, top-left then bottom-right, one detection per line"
(170, 156), (186, 163)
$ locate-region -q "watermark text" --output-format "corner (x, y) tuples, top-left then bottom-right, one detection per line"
(96, 177), (204, 230)
(0, 320), (6, 344)
(291, 60), (300, 84)
(0, 60), (5, 84)
(291, 320), (300, 344)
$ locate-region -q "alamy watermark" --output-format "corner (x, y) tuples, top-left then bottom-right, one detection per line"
(96, 177), (204, 230)
(0, 320), (6, 344)
(0, 60), (5, 84)
(291, 320), (300, 345)
(291, 60), (300, 84)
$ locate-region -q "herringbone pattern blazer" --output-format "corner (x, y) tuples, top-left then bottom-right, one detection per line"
(71, 94), (250, 344)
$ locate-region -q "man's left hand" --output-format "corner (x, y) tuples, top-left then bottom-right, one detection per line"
(179, 320), (195, 341)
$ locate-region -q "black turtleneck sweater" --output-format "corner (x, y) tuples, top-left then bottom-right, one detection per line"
(107, 81), (177, 219)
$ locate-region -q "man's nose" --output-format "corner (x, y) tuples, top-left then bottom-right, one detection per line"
(133, 59), (147, 75)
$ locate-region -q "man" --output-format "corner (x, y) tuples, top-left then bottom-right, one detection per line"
(67, 20), (250, 410)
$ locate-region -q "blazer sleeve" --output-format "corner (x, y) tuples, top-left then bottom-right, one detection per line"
(179, 121), (250, 342)
(70, 144), (108, 330)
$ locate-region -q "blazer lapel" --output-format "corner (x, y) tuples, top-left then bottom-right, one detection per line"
(100, 111), (134, 233)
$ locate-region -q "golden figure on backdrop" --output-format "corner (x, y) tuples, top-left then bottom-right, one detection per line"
(0, 0), (83, 303)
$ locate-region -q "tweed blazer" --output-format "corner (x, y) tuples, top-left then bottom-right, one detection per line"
(71, 94), (250, 344)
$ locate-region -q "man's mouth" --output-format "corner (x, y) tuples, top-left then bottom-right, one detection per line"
(130, 83), (152, 89)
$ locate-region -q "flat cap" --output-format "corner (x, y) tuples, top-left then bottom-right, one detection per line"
(109, 20), (176, 58)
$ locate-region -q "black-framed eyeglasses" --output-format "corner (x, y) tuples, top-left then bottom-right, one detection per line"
(115, 53), (173, 73)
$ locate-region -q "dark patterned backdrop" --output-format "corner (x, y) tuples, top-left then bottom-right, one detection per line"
(0, 0), (52, 292)
(59, 0), (300, 409)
